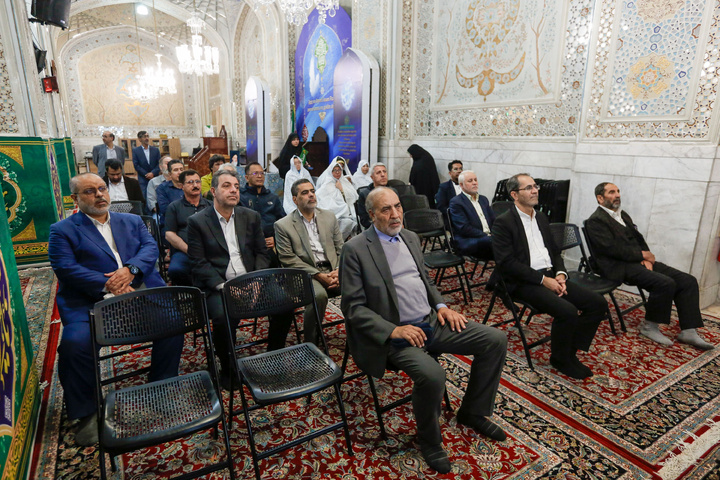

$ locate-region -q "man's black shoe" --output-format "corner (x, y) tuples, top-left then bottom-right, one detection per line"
(456, 411), (507, 441)
(419, 443), (452, 474)
(550, 355), (591, 380)
(570, 356), (593, 378)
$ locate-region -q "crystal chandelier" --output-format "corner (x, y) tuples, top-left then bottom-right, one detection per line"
(129, 1), (177, 102)
(176, 8), (220, 76)
(250, 0), (339, 27)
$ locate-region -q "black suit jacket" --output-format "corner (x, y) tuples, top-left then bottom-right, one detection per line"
(584, 207), (648, 283)
(491, 206), (565, 293)
(186, 205), (270, 291)
(103, 175), (145, 203)
(435, 180), (458, 217)
(132, 145), (161, 178)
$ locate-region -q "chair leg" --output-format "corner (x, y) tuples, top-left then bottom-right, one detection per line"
(366, 375), (388, 439)
(443, 388), (452, 413)
(513, 309), (535, 370)
(333, 381), (354, 456)
(483, 293), (498, 324)
(239, 387), (262, 480)
(609, 292), (628, 332)
(98, 449), (108, 480)
(458, 264), (473, 303)
(455, 265), (468, 304)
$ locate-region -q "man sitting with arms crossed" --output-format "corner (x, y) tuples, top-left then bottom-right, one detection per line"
(491, 173), (609, 379)
(341, 186), (507, 474)
(49, 173), (183, 446)
(356, 163), (394, 230)
(448, 170), (495, 259)
(164, 169), (211, 286)
(585, 182), (713, 349)
(275, 178), (343, 345)
(240, 162), (286, 250)
(103, 158), (144, 204)
(187, 169), (293, 387)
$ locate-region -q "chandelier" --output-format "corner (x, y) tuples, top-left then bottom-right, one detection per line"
(250, 0), (339, 27)
(176, 8), (220, 76)
(129, 1), (177, 102)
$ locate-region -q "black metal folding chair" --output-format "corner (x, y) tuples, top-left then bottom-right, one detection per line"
(491, 200), (514, 217)
(140, 215), (169, 282)
(221, 268), (353, 480)
(387, 179), (406, 187)
(109, 200), (144, 215)
(445, 209), (493, 290)
(400, 193), (430, 213)
(90, 287), (234, 480)
(394, 184), (416, 197)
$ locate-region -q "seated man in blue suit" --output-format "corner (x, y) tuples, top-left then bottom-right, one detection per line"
(49, 173), (183, 447)
(132, 130), (161, 199)
(448, 170), (495, 259)
(435, 160), (463, 224)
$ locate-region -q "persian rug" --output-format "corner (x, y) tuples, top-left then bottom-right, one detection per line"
(29, 265), (720, 479)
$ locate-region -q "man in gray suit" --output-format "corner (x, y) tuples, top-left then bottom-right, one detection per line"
(340, 187), (508, 473)
(91, 131), (126, 177)
(275, 178), (343, 345)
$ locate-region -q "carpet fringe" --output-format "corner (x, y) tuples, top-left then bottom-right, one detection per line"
(658, 419), (720, 479)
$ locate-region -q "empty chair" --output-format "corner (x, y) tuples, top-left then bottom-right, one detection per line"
(221, 268), (353, 480)
(90, 286), (234, 480)
(400, 193), (430, 212)
(394, 184), (416, 197)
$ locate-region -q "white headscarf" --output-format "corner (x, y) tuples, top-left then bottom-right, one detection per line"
(283, 155), (313, 214)
(316, 156), (358, 238)
(352, 159), (372, 189)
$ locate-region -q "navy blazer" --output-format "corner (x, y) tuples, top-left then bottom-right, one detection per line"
(132, 145), (161, 178)
(448, 193), (495, 252)
(49, 212), (164, 326)
(435, 180), (458, 217)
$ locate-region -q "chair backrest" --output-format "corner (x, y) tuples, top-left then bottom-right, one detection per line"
(400, 194), (429, 212)
(222, 268), (315, 320)
(444, 209), (462, 254)
(110, 200), (143, 215)
(387, 179), (406, 187)
(140, 215), (162, 254)
(549, 223), (590, 272)
(394, 184), (416, 197)
(491, 201), (514, 217)
(404, 208), (445, 234)
(581, 221), (601, 274)
(92, 286), (207, 347)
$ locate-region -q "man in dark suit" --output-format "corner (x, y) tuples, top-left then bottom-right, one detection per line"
(491, 173), (608, 379)
(91, 131), (125, 177)
(448, 170), (495, 258)
(356, 163), (392, 229)
(585, 182), (713, 349)
(436, 160), (463, 222)
(275, 178), (343, 345)
(341, 186), (507, 473)
(187, 169), (293, 384)
(131, 130), (161, 199)
(48, 173), (183, 446)
(103, 158), (144, 203)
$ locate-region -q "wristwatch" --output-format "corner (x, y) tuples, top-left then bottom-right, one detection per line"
(124, 263), (140, 275)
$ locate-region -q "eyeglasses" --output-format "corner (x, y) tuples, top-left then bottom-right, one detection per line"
(78, 186), (108, 196)
(248, 172), (265, 177)
(184, 180), (202, 185)
(514, 184), (541, 192)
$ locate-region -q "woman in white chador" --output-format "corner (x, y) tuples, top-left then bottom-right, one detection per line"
(316, 156), (358, 238)
(283, 155), (314, 214)
(352, 159), (372, 189)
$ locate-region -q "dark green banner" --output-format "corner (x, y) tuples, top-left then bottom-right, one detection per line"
(0, 137), (64, 265)
(0, 186), (39, 479)
(51, 138), (76, 210)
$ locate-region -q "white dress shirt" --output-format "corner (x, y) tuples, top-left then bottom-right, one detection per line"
(462, 192), (490, 233)
(302, 214), (329, 263)
(142, 146), (151, 165)
(86, 213), (123, 269)
(215, 208), (247, 281)
(600, 205), (626, 226)
(516, 206), (553, 272)
(108, 177), (129, 202)
(453, 183), (462, 195)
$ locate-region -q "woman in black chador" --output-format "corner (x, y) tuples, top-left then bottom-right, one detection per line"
(276, 133), (302, 179)
(408, 144), (440, 208)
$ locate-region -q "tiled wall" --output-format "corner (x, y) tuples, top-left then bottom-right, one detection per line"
(0, 29), (19, 134)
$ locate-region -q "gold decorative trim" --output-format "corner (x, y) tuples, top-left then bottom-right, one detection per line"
(0, 146), (23, 168)
(1, 369), (38, 480)
(12, 243), (48, 257)
(11, 221), (36, 242)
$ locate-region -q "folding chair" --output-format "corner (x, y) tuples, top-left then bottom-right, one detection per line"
(483, 272), (550, 369)
(581, 222), (647, 331)
(221, 268), (353, 480)
(491, 201), (514, 217)
(109, 200), (144, 215)
(387, 179), (406, 187)
(394, 184), (416, 197)
(90, 286), (234, 480)
(445, 210), (493, 290)
(400, 193), (430, 212)
(140, 215), (169, 282)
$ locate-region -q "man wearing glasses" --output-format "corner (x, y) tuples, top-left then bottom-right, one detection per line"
(91, 131), (125, 177)
(164, 169), (211, 285)
(239, 162), (285, 250)
(491, 173), (608, 379)
(48, 173), (183, 446)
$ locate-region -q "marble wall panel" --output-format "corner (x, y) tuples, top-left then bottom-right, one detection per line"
(0, 30), (19, 134)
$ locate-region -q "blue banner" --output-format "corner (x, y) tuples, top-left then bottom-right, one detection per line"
(332, 49), (364, 173)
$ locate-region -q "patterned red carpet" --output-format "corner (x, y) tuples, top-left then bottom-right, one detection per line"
(24, 267), (720, 479)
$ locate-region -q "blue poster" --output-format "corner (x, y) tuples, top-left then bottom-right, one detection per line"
(332, 49), (364, 173)
(294, 7), (352, 146)
(245, 82), (259, 164)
